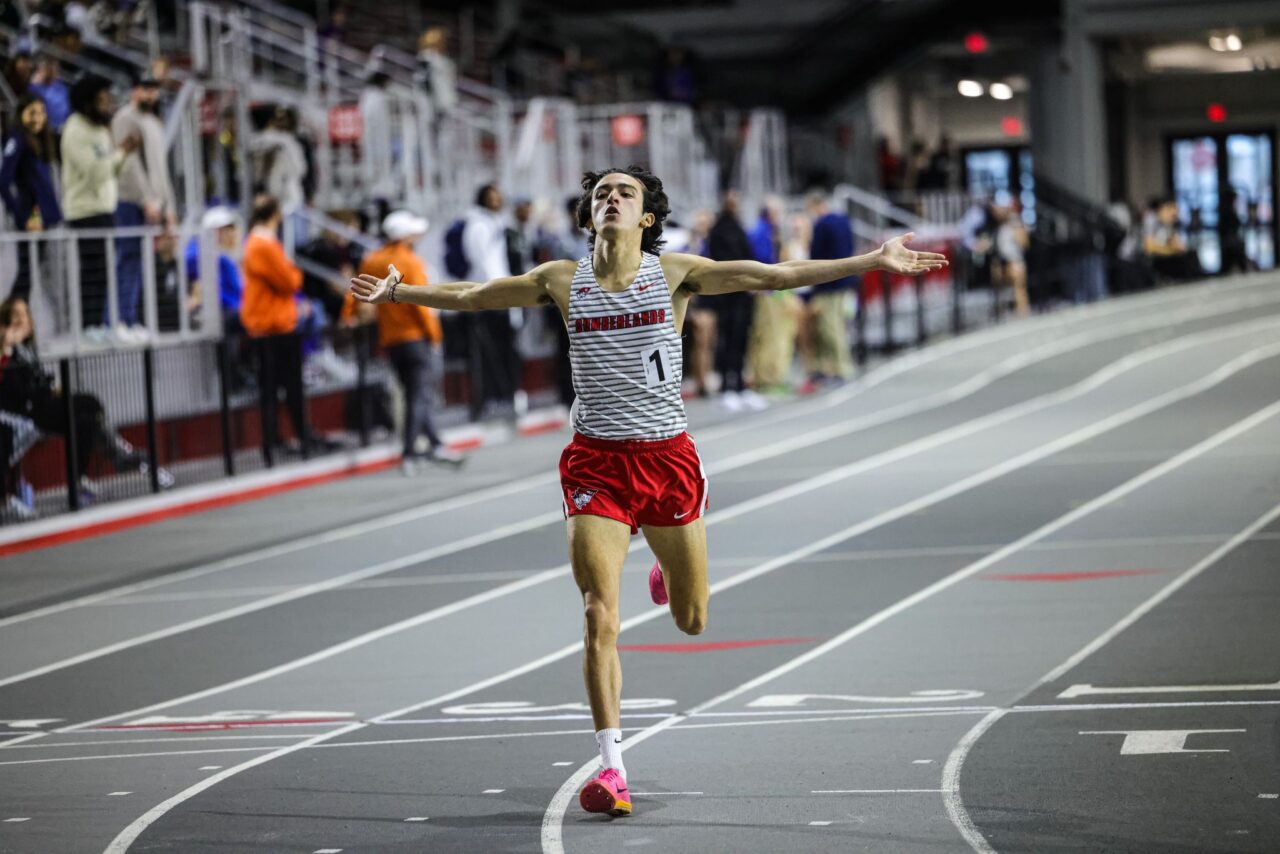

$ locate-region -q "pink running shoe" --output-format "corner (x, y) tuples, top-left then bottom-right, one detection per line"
(580, 767), (632, 816)
(648, 561), (668, 605)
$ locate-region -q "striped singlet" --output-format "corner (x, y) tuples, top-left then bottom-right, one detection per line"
(567, 252), (688, 441)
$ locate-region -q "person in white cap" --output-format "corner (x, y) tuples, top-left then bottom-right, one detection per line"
(353, 210), (463, 473)
(186, 206), (244, 327)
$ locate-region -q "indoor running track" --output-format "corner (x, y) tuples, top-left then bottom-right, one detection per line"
(3, 274), (1280, 854)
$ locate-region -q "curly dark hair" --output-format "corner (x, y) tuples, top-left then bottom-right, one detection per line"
(576, 166), (671, 255)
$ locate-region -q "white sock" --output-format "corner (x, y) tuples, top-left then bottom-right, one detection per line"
(595, 728), (626, 780)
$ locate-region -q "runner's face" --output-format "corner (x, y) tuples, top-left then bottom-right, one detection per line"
(591, 173), (652, 240)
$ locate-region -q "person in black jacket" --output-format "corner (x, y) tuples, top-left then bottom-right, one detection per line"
(707, 190), (764, 411)
(0, 94), (63, 300)
(0, 297), (172, 501)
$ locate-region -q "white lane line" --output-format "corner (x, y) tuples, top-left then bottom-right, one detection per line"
(4, 817), (31, 822)
(103, 723), (364, 854)
(370, 714), (674, 725)
(1, 735), (304, 751)
(0, 512), (565, 691)
(913, 760), (934, 764)
(6, 280), (1272, 635)
(0, 471), (561, 629)
(630, 792), (702, 796)
(6, 292), (1276, 695)
(92, 571), (541, 606)
(943, 497), (1280, 853)
(672, 711), (983, 732)
(107, 792), (131, 797)
(404, 816), (429, 821)
(814, 789), (945, 794)
(1260, 794), (1278, 799)
(95, 328), (1280, 851)
(482, 789), (505, 794)
(29, 699), (1280, 770)
(0, 746), (278, 767)
(544, 381), (1280, 854)
(809, 821), (832, 826)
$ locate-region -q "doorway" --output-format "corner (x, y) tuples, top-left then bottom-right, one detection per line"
(1168, 131), (1276, 274)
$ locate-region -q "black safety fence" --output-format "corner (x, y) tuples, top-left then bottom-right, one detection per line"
(1, 315), (561, 526)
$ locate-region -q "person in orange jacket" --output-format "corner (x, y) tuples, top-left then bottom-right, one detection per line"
(240, 194), (312, 456)
(357, 211), (463, 474)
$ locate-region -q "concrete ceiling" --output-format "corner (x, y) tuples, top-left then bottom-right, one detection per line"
(551, 0), (1058, 114)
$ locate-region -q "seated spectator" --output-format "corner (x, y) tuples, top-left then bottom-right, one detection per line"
(0, 296), (172, 501)
(1143, 197), (1204, 281)
(28, 53), (71, 133)
(0, 407), (38, 520)
(1, 94), (63, 301)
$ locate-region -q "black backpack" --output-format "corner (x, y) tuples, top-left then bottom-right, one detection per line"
(443, 219), (470, 279)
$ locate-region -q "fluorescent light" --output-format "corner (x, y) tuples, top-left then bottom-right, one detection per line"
(958, 79), (983, 97)
(1209, 35), (1226, 52)
(989, 82), (1013, 100)
(1225, 34), (1243, 51)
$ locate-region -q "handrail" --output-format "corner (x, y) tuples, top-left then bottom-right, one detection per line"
(163, 78), (199, 149)
(296, 207), (381, 253)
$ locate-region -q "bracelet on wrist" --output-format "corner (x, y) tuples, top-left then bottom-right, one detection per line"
(389, 280), (399, 303)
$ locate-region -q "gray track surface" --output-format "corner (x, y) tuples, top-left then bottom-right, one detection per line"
(2, 275), (1279, 854)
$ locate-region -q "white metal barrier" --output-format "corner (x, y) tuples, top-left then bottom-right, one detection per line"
(0, 225), (225, 358)
(734, 109), (790, 211)
(577, 103), (719, 220)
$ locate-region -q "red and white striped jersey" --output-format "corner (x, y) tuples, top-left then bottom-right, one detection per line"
(567, 253), (687, 440)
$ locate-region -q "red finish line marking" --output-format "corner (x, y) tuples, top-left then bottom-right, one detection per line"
(618, 636), (819, 653)
(985, 569), (1164, 582)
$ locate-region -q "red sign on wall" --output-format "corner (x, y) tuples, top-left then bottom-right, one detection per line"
(611, 115), (645, 147)
(328, 104), (363, 143)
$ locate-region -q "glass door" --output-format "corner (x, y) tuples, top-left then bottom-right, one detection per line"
(1169, 131), (1276, 274)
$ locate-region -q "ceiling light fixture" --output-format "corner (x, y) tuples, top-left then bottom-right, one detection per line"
(958, 79), (983, 97)
(1224, 34), (1243, 51)
(989, 82), (1013, 100)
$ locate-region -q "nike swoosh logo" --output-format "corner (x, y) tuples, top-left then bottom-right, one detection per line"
(613, 738), (622, 744)
(674, 510), (691, 518)
(637, 283), (654, 292)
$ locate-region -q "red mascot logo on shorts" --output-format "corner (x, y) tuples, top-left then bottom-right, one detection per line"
(572, 488), (597, 509)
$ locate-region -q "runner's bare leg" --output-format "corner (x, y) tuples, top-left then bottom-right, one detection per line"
(569, 514), (633, 731)
(642, 518), (709, 635)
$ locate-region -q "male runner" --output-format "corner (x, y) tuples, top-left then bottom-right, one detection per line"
(350, 166), (946, 817)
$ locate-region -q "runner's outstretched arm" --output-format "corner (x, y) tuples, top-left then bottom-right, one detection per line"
(672, 232), (947, 296)
(349, 260), (568, 309)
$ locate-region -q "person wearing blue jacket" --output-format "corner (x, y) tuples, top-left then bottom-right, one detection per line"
(1, 94), (63, 300)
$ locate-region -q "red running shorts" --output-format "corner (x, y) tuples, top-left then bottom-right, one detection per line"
(560, 431), (709, 535)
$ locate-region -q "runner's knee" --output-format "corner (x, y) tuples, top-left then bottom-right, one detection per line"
(673, 606), (706, 636)
(583, 599), (620, 647)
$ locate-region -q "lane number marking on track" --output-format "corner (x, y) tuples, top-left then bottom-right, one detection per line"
(1080, 728), (1246, 755)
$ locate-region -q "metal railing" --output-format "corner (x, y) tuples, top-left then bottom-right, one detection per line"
(0, 225), (224, 358)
